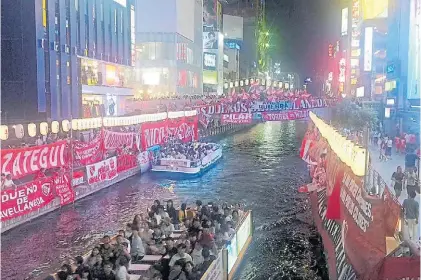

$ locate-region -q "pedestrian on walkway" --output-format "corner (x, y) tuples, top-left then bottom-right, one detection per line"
(386, 137), (393, 160)
(405, 167), (418, 196)
(391, 166), (405, 198)
(402, 190), (419, 240)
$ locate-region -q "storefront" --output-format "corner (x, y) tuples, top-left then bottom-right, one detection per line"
(79, 57), (135, 118)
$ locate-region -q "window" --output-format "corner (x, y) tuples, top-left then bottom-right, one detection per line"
(114, 9), (117, 34)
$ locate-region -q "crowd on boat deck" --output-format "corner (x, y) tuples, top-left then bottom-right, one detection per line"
(47, 200), (244, 280)
(157, 138), (217, 162)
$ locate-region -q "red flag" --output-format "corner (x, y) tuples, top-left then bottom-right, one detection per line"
(326, 168), (344, 220)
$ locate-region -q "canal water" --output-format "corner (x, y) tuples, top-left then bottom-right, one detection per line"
(1, 121), (327, 280)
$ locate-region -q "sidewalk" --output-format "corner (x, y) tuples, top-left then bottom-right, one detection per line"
(368, 144), (420, 241)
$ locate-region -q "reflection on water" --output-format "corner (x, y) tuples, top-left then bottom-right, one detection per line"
(1, 121), (327, 280)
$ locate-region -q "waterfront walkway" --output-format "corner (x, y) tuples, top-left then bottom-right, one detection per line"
(368, 144), (420, 241)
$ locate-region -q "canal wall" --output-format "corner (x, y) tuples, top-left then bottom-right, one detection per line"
(199, 123), (256, 139)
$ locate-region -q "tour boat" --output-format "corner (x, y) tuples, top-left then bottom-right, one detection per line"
(151, 143), (222, 177)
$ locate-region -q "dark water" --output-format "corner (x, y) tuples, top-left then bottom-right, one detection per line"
(1, 121), (327, 280)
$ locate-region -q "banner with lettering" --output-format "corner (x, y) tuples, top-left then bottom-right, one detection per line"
(117, 154), (138, 173)
(103, 130), (135, 150)
(261, 110), (309, 121)
(72, 170), (85, 187)
(1, 141), (68, 179)
(73, 132), (104, 166)
(86, 157), (118, 185)
(140, 117), (198, 150)
(195, 102), (249, 127)
(220, 113), (252, 124)
(340, 169), (386, 278)
(1, 178), (55, 221)
(53, 174), (75, 206)
(250, 98), (329, 113)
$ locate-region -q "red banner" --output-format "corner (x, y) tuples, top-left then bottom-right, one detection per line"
(73, 133), (104, 166)
(103, 130), (134, 150)
(1, 141), (68, 179)
(220, 113), (252, 124)
(261, 110), (309, 121)
(86, 157), (118, 185)
(117, 154), (138, 173)
(340, 169), (386, 278)
(141, 117), (198, 150)
(72, 171), (85, 187)
(382, 187), (402, 237)
(1, 178), (55, 221)
(53, 174), (75, 206)
(377, 256), (420, 279)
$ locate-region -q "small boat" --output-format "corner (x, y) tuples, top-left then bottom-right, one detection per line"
(151, 143), (222, 178)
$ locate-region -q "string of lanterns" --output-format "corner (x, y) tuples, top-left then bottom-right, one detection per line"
(224, 78), (292, 90)
(0, 110), (197, 141)
(310, 112), (368, 177)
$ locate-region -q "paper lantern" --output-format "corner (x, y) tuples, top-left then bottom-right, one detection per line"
(28, 123), (37, 137)
(0, 125), (9, 140)
(62, 120), (70, 132)
(40, 122), (48, 136)
(71, 119), (79, 130)
(51, 121), (59, 133)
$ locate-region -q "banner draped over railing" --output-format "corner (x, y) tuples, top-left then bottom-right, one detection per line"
(301, 117), (419, 280)
(0, 115), (196, 223)
(141, 116), (198, 150)
(0, 141), (69, 179)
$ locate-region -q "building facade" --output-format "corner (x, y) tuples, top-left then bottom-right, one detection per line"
(134, 0), (203, 98)
(1, 0), (135, 122)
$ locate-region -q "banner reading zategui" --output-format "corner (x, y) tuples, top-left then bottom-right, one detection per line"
(141, 116), (198, 150)
(1, 141), (69, 179)
(1, 178), (55, 221)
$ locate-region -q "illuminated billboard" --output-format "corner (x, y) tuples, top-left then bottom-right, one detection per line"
(203, 70), (218, 84)
(362, 0), (388, 19)
(363, 27), (373, 72)
(341, 8), (349, 35)
(203, 52), (217, 70)
(203, 31), (218, 49)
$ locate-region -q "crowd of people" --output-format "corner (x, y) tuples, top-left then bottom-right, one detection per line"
(47, 199), (245, 280)
(156, 138), (216, 164)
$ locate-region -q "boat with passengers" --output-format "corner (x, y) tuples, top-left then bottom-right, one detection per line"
(151, 142), (222, 177)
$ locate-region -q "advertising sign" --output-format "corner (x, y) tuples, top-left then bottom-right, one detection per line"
(1, 141), (68, 179)
(226, 233), (238, 273)
(364, 27), (373, 72)
(407, 0), (421, 100)
(1, 178), (55, 221)
(236, 213), (252, 255)
(203, 70), (218, 85)
(341, 8), (348, 35)
(203, 0), (217, 31)
(204, 52), (217, 70)
(203, 31), (218, 49)
(86, 157), (118, 185)
(362, 0), (388, 19)
(201, 250), (223, 280)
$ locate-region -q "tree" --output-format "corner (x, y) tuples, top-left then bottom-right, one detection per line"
(332, 99), (378, 131)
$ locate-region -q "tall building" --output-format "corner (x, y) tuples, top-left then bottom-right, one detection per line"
(223, 0), (265, 78)
(1, 0), (135, 122)
(134, 0), (203, 99)
(386, 0), (420, 132)
(203, 0), (224, 95)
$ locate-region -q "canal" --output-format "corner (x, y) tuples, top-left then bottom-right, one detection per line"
(1, 121), (326, 280)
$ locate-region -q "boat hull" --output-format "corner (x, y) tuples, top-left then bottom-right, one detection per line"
(151, 146), (222, 178)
